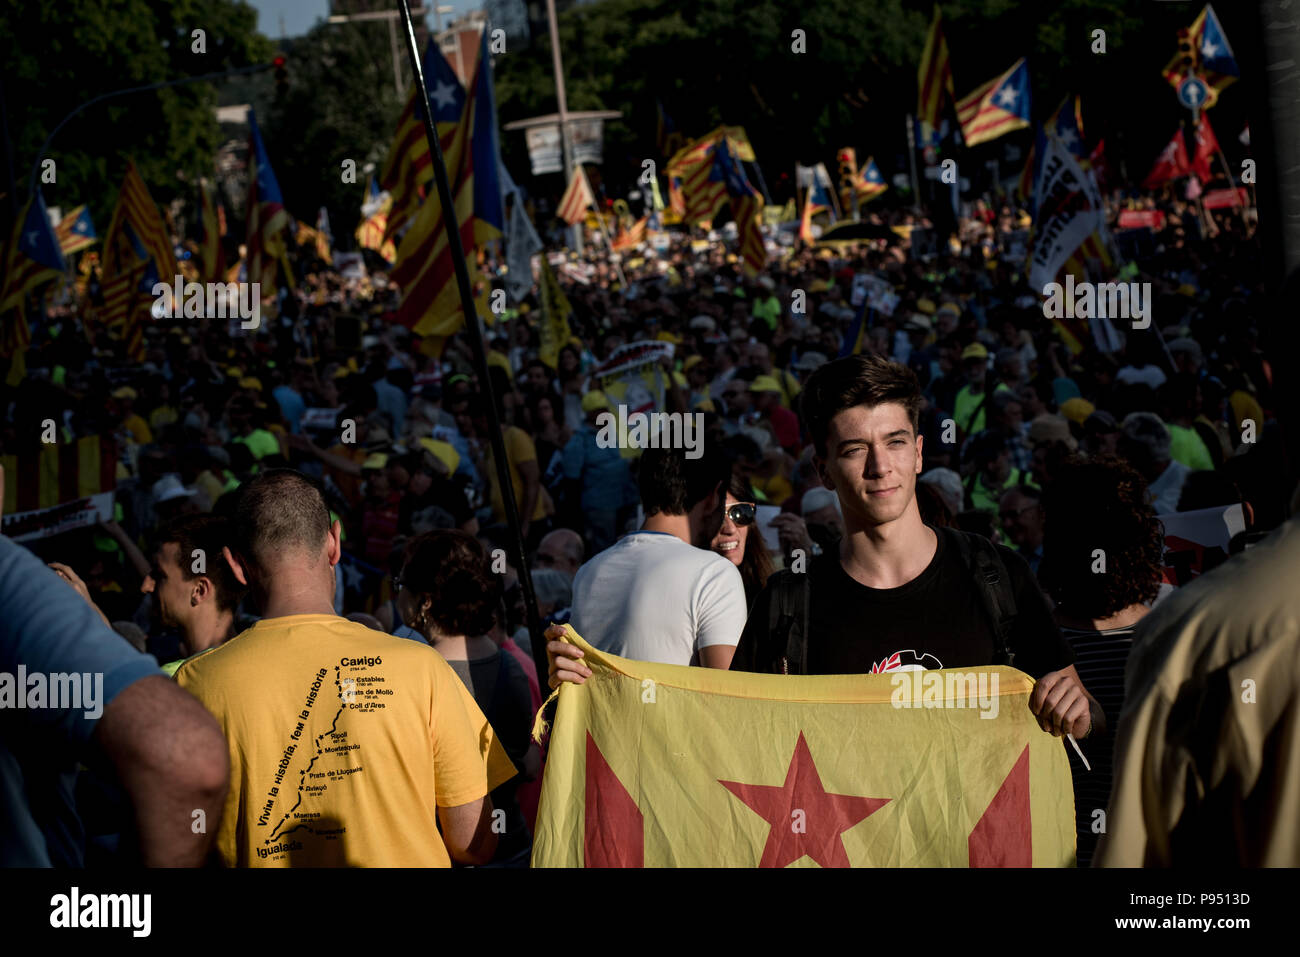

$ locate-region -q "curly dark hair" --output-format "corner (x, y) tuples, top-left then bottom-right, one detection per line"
(400, 530), (502, 637)
(1038, 455), (1165, 620)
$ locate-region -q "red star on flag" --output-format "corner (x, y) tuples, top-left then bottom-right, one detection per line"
(719, 732), (890, 867)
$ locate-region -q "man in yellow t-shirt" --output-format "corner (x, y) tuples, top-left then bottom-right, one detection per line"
(176, 469), (514, 867)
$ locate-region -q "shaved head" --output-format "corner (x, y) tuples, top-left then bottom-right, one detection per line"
(226, 469), (332, 573)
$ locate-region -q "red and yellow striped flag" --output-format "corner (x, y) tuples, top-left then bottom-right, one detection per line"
(200, 180), (226, 283)
(557, 167), (595, 226)
(388, 53), (479, 337)
(666, 127), (756, 226)
(532, 628), (1076, 867)
(0, 436), (117, 542)
(917, 6), (954, 134)
(99, 160), (176, 358)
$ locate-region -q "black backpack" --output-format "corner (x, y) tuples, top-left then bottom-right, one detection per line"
(760, 526), (1018, 675)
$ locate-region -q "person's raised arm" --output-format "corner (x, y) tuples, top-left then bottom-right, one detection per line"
(94, 676), (230, 866)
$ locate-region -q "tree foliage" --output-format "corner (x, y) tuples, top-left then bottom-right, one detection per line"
(0, 0), (271, 228)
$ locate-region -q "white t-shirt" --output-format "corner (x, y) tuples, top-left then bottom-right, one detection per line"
(569, 530), (747, 665)
(1116, 364), (1167, 390)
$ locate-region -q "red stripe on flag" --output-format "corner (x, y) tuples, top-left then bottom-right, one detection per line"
(969, 745), (1032, 867)
(583, 732), (644, 867)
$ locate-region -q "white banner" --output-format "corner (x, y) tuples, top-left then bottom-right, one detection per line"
(504, 193), (543, 303)
(570, 117), (605, 165)
(2, 491), (114, 543)
(1028, 138), (1104, 290)
(526, 125), (563, 176)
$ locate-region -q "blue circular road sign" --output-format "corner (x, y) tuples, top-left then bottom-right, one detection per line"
(1178, 75), (1210, 111)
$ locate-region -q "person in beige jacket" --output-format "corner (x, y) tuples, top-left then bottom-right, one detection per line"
(1096, 509), (1300, 866)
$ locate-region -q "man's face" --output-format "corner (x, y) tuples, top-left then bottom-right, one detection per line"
(722, 383), (751, 417)
(535, 541), (579, 579)
(964, 358), (986, 386)
(690, 485), (727, 549)
(999, 489), (1044, 550)
(816, 402), (923, 529)
(141, 541), (193, 630)
(527, 366), (550, 392)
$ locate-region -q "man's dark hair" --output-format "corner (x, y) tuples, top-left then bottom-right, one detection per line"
(154, 514), (246, 613)
(638, 445), (731, 517)
(225, 468), (332, 571)
(799, 354), (922, 456)
(1038, 455), (1164, 619)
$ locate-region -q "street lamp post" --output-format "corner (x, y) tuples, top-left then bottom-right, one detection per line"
(326, 7), (429, 98)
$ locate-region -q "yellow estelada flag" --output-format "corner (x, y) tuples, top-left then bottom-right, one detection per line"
(532, 627), (1076, 867)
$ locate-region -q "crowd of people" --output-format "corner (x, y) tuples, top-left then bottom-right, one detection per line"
(4, 186), (1298, 869)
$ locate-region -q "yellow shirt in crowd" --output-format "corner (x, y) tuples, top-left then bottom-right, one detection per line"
(176, 614), (516, 867)
(488, 425), (553, 523)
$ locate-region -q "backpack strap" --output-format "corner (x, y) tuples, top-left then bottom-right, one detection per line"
(945, 527), (1018, 667)
(765, 569), (811, 675)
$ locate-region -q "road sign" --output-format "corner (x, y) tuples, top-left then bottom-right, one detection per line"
(1178, 75), (1212, 112)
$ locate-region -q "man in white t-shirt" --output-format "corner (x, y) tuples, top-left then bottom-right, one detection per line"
(551, 445), (746, 678)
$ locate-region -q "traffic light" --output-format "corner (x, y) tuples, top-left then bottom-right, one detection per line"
(1175, 29), (1196, 72)
(273, 55), (288, 97)
(837, 147), (858, 211)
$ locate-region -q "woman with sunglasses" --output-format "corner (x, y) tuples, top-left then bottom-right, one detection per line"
(710, 475), (774, 608)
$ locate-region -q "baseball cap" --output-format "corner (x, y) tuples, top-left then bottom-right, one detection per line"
(1059, 397), (1096, 426)
(749, 375), (783, 394)
(960, 343), (988, 362)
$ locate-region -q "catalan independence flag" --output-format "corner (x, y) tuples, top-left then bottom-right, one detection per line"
(532, 628), (1075, 867)
(852, 157), (888, 202)
(0, 435), (117, 542)
(956, 58), (1031, 147)
(0, 190), (66, 344)
(1018, 96), (1085, 213)
(54, 205), (98, 257)
(709, 139), (765, 276)
(245, 109), (293, 291)
(917, 6), (954, 141)
(666, 127), (756, 226)
(1162, 4), (1238, 104)
(380, 40), (466, 242)
(389, 30), (496, 337)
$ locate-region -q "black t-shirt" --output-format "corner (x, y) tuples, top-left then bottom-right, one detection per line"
(732, 526), (1074, 678)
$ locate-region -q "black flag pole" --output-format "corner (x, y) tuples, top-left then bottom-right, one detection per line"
(395, 0), (545, 672)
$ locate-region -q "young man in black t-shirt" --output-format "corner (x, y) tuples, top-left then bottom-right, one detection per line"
(728, 354), (1098, 740)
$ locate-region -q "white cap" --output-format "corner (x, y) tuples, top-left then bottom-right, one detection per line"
(801, 487), (841, 516)
(151, 473), (197, 505)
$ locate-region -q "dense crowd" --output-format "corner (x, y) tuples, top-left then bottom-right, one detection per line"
(5, 188), (1296, 868)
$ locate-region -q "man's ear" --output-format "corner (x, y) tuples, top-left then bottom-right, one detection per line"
(192, 576), (212, 607)
(915, 432), (924, 474)
(223, 545), (249, 587)
(327, 519), (343, 567)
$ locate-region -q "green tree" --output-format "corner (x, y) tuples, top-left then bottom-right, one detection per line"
(0, 0), (271, 229)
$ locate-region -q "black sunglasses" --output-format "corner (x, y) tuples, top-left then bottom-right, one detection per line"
(726, 502), (757, 526)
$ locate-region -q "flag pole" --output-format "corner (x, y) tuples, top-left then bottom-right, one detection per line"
(581, 170), (628, 288)
(395, 0), (545, 665)
(906, 114), (922, 214)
